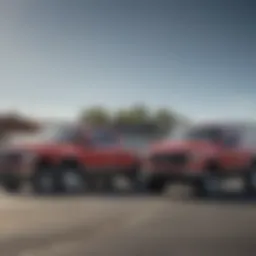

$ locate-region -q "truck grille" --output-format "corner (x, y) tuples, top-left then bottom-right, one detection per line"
(150, 153), (188, 166)
(0, 152), (22, 165)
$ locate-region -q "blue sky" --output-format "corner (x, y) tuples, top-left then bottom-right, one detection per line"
(0, 0), (255, 121)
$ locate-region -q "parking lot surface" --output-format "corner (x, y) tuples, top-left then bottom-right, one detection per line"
(0, 192), (256, 256)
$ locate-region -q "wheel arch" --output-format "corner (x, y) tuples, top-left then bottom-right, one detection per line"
(58, 156), (82, 168)
(34, 157), (54, 169)
(250, 157), (256, 167)
(203, 158), (222, 173)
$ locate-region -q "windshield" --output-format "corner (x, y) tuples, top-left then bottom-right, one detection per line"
(90, 129), (119, 147)
(167, 126), (191, 140)
(167, 126), (223, 143)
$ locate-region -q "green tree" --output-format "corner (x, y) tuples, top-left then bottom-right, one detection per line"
(128, 104), (150, 124)
(78, 104), (180, 134)
(113, 104), (150, 125)
(153, 108), (176, 134)
(79, 106), (111, 126)
(113, 109), (131, 125)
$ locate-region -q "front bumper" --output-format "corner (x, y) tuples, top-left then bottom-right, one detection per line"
(0, 158), (36, 182)
(140, 164), (204, 184)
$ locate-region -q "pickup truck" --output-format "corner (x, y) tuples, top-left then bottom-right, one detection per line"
(142, 121), (256, 197)
(0, 124), (141, 194)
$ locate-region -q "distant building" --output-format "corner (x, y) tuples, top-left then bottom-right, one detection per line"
(0, 114), (39, 144)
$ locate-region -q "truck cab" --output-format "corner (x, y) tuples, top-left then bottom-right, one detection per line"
(0, 123), (140, 194)
(143, 121), (256, 196)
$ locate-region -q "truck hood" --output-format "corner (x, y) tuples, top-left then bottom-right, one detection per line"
(149, 139), (217, 155)
(3, 142), (79, 156)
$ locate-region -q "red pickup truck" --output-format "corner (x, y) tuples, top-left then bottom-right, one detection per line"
(0, 124), (141, 194)
(142, 121), (256, 197)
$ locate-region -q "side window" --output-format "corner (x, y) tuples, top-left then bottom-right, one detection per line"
(222, 129), (240, 148)
(91, 130), (118, 147)
(55, 127), (83, 144)
(187, 127), (223, 143)
(207, 128), (223, 143)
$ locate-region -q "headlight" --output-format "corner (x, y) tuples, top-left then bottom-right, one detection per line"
(0, 149), (37, 164)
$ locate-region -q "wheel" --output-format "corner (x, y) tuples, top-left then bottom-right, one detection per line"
(245, 162), (256, 197)
(57, 165), (87, 194)
(192, 163), (221, 198)
(97, 176), (115, 193)
(31, 166), (58, 195)
(2, 175), (22, 193)
(145, 176), (166, 195)
(193, 174), (220, 198)
(127, 169), (145, 193)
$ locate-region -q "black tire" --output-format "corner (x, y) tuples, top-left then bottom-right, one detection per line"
(31, 166), (58, 195)
(245, 161), (256, 197)
(192, 163), (221, 198)
(57, 164), (87, 194)
(128, 167), (145, 193)
(101, 176), (116, 192)
(2, 176), (22, 193)
(145, 176), (166, 195)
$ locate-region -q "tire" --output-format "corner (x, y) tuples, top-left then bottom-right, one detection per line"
(193, 175), (220, 198)
(101, 176), (116, 192)
(2, 175), (22, 193)
(145, 176), (166, 195)
(128, 168), (145, 193)
(32, 166), (58, 195)
(193, 163), (221, 198)
(245, 161), (256, 197)
(57, 165), (87, 194)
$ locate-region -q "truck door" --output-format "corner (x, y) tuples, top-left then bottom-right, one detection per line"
(218, 127), (247, 171)
(81, 129), (119, 172)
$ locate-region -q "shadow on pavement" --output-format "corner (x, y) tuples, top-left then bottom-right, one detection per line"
(9, 188), (256, 206)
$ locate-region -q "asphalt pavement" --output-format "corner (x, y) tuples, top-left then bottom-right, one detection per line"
(0, 190), (256, 256)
